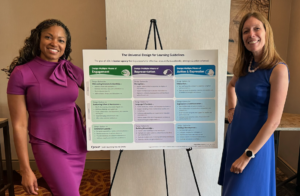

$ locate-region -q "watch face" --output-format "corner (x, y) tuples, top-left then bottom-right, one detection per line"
(246, 150), (253, 157)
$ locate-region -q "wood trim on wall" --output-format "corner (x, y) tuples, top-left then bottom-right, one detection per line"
(1, 159), (110, 170)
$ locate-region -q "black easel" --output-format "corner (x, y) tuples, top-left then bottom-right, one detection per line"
(187, 148), (201, 195)
(145, 19), (169, 196)
(145, 19), (201, 196)
(107, 19), (201, 196)
(145, 19), (163, 50)
(107, 149), (123, 196)
(107, 19), (165, 196)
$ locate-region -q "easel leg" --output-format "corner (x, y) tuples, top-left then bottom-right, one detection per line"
(153, 22), (157, 49)
(163, 149), (169, 196)
(145, 19), (163, 50)
(186, 148), (201, 196)
(145, 20), (153, 49)
(153, 21), (163, 50)
(107, 150), (123, 196)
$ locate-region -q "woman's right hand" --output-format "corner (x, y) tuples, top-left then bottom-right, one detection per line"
(20, 169), (39, 195)
(228, 108), (235, 123)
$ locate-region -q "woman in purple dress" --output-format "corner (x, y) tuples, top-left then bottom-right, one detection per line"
(218, 12), (289, 195)
(4, 19), (87, 195)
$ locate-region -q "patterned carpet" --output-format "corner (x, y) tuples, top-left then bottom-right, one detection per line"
(3, 168), (300, 195)
(276, 168), (300, 196)
(4, 170), (110, 196)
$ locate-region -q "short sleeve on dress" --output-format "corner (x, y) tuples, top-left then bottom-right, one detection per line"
(7, 67), (25, 95)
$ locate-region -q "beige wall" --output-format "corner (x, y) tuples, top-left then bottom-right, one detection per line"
(0, 0), (109, 163)
(278, 0), (300, 171)
(270, 0), (300, 173)
(269, 0), (292, 61)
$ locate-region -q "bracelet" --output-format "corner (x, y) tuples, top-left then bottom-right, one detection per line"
(228, 108), (235, 113)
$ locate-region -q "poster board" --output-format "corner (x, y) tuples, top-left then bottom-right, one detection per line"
(83, 50), (218, 150)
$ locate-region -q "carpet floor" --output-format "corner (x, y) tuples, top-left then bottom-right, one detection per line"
(4, 170), (110, 196)
(3, 168), (300, 195)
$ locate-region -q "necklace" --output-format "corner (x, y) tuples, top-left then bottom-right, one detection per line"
(248, 58), (259, 73)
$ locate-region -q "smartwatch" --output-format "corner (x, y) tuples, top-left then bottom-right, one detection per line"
(245, 149), (255, 158)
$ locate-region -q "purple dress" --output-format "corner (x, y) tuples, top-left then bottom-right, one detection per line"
(7, 56), (87, 195)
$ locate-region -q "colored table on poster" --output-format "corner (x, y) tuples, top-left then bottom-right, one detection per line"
(83, 50), (218, 151)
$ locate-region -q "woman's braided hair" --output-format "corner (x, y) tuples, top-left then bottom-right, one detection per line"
(2, 19), (72, 76)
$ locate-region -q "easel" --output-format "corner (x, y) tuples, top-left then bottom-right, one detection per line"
(107, 19), (201, 196)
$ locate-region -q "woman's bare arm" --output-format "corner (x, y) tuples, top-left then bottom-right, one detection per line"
(7, 94), (38, 195)
(230, 64), (289, 173)
(247, 64), (289, 154)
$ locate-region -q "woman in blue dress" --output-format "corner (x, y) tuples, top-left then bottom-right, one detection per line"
(218, 12), (289, 196)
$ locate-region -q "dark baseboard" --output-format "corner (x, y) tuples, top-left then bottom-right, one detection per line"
(1, 159), (110, 170)
(277, 156), (297, 183)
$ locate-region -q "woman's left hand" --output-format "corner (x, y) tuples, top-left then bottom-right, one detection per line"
(230, 153), (251, 174)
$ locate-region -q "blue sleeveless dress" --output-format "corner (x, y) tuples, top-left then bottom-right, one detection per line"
(218, 63), (284, 196)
